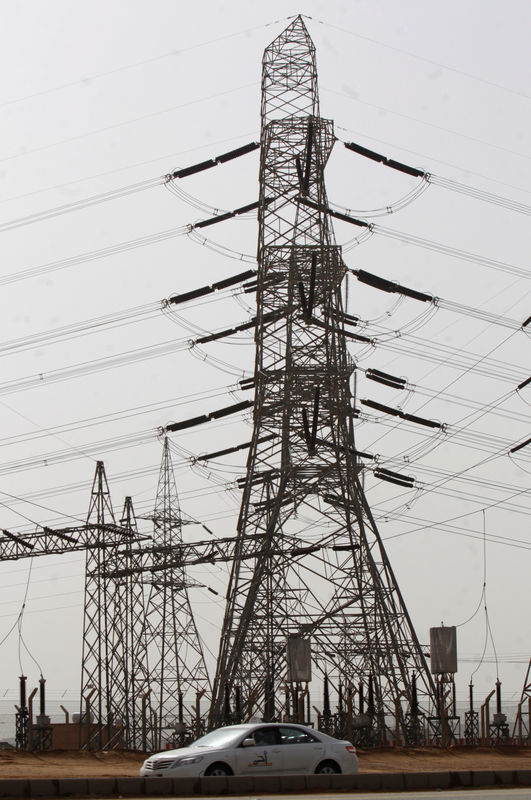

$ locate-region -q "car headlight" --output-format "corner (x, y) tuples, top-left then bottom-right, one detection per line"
(174, 755), (204, 766)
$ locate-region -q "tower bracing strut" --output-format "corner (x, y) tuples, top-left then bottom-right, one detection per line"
(209, 16), (436, 739)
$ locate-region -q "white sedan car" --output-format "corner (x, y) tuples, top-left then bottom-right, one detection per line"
(140, 722), (358, 777)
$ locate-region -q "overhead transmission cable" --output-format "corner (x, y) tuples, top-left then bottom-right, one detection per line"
(0, 178), (166, 233)
(0, 198), (258, 287)
(367, 379), (517, 495)
(299, 197), (531, 281)
(0, 384), (237, 449)
(6, 168), (528, 291)
(0, 142), (259, 234)
(377, 502), (531, 552)
(324, 86), (531, 165)
(358, 316), (526, 516)
(0, 407), (253, 479)
(364, 407), (531, 463)
(17, 559), (45, 678)
(0, 268), (256, 358)
(349, 254), (531, 474)
(308, 16), (531, 103)
(0, 131), (258, 209)
(1, 288), (526, 432)
(5, 125), (530, 254)
(336, 122), (531, 200)
(457, 510), (488, 627)
(0, 84), (257, 168)
(1, 18), (288, 110)
(0, 560), (36, 657)
(361, 278), (528, 463)
(342, 139), (531, 217)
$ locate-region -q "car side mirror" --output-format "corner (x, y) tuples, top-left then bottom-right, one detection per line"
(242, 738), (255, 747)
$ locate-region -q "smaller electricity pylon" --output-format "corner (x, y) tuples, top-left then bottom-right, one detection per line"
(80, 461), (148, 749)
(108, 496), (151, 750)
(513, 658), (531, 743)
(142, 437), (211, 750)
(0, 461), (148, 750)
(80, 462), (122, 749)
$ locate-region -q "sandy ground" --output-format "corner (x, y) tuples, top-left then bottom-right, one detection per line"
(1, 746), (531, 779)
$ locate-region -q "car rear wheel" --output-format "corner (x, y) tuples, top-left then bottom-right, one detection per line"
(315, 760), (341, 774)
(204, 762), (233, 776)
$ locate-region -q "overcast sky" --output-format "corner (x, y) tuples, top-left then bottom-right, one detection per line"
(0, 0), (530, 727)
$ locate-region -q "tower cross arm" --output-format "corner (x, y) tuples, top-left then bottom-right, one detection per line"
(0, 524), (148, 561)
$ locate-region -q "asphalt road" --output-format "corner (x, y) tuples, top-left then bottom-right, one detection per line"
(110, 793), (531, 800)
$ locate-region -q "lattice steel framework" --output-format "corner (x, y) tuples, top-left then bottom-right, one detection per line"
(512, 659), (531, 742)
(81, 461), (125, 748)
(210, 16), (436, 737)
(111, 496), (151, 749)
(142, 437), (211, 749)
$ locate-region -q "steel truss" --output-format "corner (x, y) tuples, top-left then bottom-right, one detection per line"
(1, 457), (210, 752)
(209, 16), (436, 738)
(513, 658), (531, 743)
(142, 437), (211, 750)
(107, 496), (151, 749)
(0, 461), (149, 750)
(81, 462), (134, 749)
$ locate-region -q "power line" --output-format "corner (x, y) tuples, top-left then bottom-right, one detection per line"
(0, 142), (259, 234)
(0, 19), (286, 110)
(311, 16), (531, 103)
(0, 84), (257, 167)
(0, 131), (258, 209)
(324, 86), (531, 165)
(336, 122), (531, 199)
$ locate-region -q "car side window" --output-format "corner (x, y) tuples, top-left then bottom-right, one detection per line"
(252, 727), (280, 746)
(278, 726), (318, 744)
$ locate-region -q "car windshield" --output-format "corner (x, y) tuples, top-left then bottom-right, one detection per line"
(189, 727), (248, 749)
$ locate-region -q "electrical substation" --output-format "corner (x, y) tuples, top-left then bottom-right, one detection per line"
(4, 15), (531, 753)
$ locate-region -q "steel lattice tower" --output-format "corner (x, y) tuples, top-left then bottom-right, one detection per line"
(112, 496), (151, 749)
(210, 16), (435, 737)
(143, 437), (211, 749)
(81, 461), (126, 748)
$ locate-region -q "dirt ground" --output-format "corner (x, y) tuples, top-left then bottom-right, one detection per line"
(1, 746), (531, 779)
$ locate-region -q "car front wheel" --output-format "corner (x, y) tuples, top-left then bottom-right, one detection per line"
(315, 760), (341, 774)
(204, 762), (233, 777)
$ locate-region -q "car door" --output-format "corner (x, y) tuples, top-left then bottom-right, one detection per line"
(278, 726), (325, 773)
(233, 727), (284, 774)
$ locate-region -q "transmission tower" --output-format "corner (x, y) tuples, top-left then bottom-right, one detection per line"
(110, 496), (151, 749)
(210, 16), (435, 738)
(81, 461), (127, 748)
(512, 658), (531, 742)
(142, 436), (211, 749)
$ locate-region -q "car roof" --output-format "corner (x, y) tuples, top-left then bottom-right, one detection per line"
(220, 722), (320, 730)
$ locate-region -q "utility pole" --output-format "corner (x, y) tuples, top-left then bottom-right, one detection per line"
(210, 16), (435, 739)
